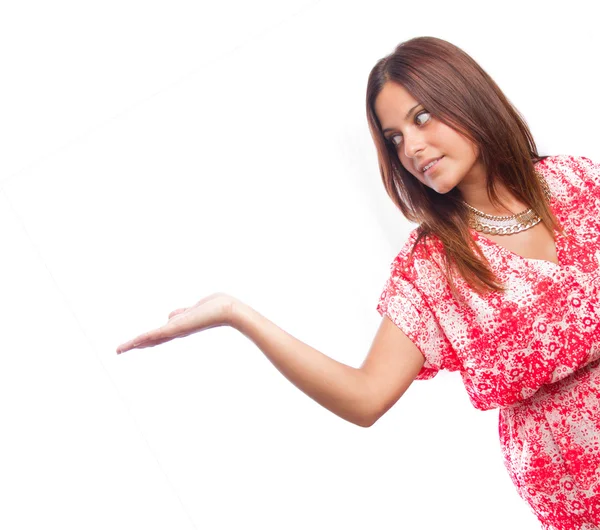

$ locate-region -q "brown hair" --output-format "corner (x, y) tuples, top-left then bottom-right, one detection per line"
(366, 36), (568, 300)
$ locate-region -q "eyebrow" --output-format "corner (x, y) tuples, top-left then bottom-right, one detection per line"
(382, 103), (421, 134)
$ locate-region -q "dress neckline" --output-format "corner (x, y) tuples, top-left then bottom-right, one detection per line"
(467, 161), (563, 269)
(469, 227), (562, 269)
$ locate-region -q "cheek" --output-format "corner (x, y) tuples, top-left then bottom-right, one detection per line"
(450, 131), (479, 160)
(456, 141), (479, 168)
(398, 152), (417, 177)
(469, 142), (480, 161)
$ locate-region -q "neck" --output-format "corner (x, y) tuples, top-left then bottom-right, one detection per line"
(461, 182), (528, 217)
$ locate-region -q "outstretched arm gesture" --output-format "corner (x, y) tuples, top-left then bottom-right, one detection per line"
(116, 293), (236, 353)
(116, 292), (424, 427)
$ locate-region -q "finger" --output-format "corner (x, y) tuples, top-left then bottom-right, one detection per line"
(117, 339), (154, 354)
(135, 337), (172, 349)
(168, 308), (188, 319)
(132, 329), (164, 346)
(119, 336), (180, 353)
(116, 336), (140, 352)
(117, 327), (170, 354)
(116, 338), (145, 354)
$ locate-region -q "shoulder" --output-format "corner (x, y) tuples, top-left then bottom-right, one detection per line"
(535, 154), (600, 192)
(536, 153), (597, 167)
(535, 154), (599, 177)
(389, 227), (446, 284)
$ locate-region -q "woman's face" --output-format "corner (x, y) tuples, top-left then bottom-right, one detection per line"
(374, 81), (486, 195)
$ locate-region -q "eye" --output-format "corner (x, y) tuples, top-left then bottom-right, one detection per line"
(415, 110), (431, 126)
(385, 110), (432, 148)
(388, 133), (403, 147)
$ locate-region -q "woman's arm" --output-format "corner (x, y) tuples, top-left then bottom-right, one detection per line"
(117, 293), (425, 428)
(231, 301), (425, 428)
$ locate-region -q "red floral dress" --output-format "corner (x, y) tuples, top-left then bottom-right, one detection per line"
(376, 155), (600, 529)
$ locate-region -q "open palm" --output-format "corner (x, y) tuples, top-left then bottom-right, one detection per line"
(116, 292), (237, 354)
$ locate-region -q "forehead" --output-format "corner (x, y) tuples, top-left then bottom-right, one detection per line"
(374, 82), (419, 125)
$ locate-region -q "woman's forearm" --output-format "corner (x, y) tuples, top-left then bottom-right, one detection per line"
(230, 301), (373, 427)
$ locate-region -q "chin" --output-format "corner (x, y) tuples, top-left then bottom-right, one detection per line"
(420, 172), (457, 194)
(431, 181), (457, 195)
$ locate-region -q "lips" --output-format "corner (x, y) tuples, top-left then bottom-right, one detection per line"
(420, 157), (443, 173)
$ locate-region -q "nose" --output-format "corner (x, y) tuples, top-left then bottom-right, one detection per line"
(402, 129), (425, 159)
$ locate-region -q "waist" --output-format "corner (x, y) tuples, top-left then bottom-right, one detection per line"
(501, 354), (600, 412)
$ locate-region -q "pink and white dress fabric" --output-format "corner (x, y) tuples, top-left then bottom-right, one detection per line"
(376, 155), (600, 529)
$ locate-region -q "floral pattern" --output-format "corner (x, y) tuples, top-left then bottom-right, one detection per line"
(376, 155), (600, 529)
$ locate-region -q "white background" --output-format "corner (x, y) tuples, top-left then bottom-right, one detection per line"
(1, 1), (598, 528)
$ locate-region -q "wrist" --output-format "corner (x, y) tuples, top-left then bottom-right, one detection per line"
(227, 296), (249, 331)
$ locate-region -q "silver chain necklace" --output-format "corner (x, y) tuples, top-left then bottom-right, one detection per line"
(462, 172), (551, 235)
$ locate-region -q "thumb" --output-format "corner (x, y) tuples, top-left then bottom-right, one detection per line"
(168, 308), (189, 319)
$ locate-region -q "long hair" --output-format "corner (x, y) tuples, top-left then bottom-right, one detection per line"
(366, 36), (568, 300)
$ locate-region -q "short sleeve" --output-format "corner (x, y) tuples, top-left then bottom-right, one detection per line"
(571, 155), (600, 193)
(547, 155), (600, 194)
(376, 262), (456, 380)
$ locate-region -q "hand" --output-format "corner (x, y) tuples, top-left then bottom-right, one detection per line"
(116, 292), (238, 354)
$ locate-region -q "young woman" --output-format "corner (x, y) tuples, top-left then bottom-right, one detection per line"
(116, 37), (600, 530)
